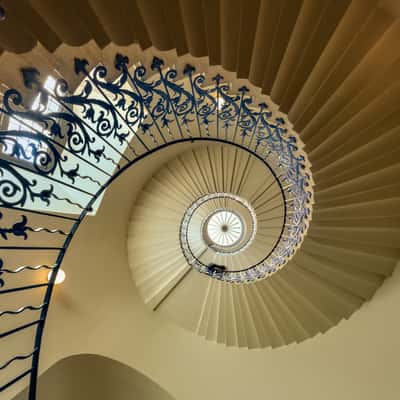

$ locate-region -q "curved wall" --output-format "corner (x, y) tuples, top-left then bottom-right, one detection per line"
(11, 143), (399, 400)
(13, 354), (174, 400)
(2, 1), (400, 394)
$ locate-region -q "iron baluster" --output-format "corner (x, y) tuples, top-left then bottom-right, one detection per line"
(151, 57), (185, 140)
(232, 87), (248, 143)
(184, 64), (203, 138)
(73, 59), (149, 155)
(115, 54), (167, 145)
(247, 103), (266, 150)
(0, 56), (313, 399)
(0, 109), (112, 181)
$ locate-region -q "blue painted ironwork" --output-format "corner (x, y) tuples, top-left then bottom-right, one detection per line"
(0, 54), (313, 399)
(0, 212), (66, 240)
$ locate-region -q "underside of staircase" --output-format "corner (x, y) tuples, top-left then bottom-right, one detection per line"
(0, 1), (400, 399)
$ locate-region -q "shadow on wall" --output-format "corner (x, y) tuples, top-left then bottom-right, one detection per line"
(13, 354), (175, 400)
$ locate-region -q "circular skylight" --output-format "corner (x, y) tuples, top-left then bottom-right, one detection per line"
(206, 210), (244, 247)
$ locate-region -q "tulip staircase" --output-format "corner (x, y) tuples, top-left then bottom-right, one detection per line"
(0, 1), (400, 399)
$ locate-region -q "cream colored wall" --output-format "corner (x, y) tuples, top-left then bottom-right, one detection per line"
(13, 354), (174, 400)
(10, 141), (400, 400)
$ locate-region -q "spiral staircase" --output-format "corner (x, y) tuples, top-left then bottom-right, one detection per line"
(0, 1), (400, 399)
(127, 142), (394, 349)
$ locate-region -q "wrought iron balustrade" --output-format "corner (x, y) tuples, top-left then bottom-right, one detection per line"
(0, 55), (312, 399)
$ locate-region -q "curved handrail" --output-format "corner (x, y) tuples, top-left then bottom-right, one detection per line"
(178, 163), (286, 282)
(0, 55), (313, 399)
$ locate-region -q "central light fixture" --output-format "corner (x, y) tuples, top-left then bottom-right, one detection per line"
(206, 210), (244, 247)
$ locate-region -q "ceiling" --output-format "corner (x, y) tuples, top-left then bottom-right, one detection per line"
(1, 1), (400, 399)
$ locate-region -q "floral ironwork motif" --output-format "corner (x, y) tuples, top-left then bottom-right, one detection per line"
(0, 54), (313, 398)
(0, 212), (30, 240)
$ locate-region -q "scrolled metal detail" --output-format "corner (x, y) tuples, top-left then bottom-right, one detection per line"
(0, 159), (54, 207)
(0, 213), (30, 240)
(0, 130), (96, 185)
(2, 88), (116, 174)
(0, 54), (314, 396)
(190, 72), (220, 136)
(0, 211), (66, 242)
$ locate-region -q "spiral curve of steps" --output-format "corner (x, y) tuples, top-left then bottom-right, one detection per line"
(128, 139), (397, 349)
(0, 1), (400, 397)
